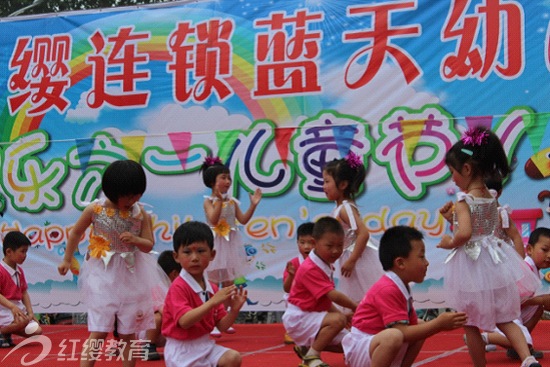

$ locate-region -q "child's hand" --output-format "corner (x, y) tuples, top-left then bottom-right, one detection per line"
(227, 286), (248, 312)
(11, 306), (28, 323)
(340, 259), (356, 277)
(437, 234), (454, 250)
(250, 188), (262, 206)
(119, 231), (137, 244)
(286, 261), (296, 277)
(57, 259), (71, 276)
(210, 284), (239, 305)
(439, 201), (454, 223)
(435, 311), (467, 330)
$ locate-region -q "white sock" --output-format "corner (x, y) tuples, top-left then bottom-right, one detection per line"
(305, 347), (320, 357)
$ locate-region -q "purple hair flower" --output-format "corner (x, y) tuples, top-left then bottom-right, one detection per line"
(204, 156), (223, 167)
(461, 127), (489, 146)
(345, 151), (362, 169)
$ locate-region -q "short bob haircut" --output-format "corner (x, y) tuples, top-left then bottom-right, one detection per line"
(102, 160), (147, 204)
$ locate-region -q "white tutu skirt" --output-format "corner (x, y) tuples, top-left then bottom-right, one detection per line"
(79, 251), (170, 331)
(335, 239), (385, 304)
(444, 237), (539, 330)
(207, 230), (249, 284)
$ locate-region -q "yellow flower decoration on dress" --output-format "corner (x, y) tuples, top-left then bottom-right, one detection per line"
(93, 204), (102, 215)
(105, 208), (115, 217)
(213, 219), (231, 239)
(119, 210), (130, 219)
(88, 234), (111, 258)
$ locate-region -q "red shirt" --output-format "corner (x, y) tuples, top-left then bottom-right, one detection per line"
(352, 272), (417, 335)
(287, 251), (334, 312)
(0, 261), (27, 301)
(162, 271), (227, 340)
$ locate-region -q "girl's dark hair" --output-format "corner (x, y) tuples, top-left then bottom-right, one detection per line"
(323, 157), (366, 199)
(200, 159), (230, 189)
(102, 160), (147, 203)
(445, 127), (510, 182)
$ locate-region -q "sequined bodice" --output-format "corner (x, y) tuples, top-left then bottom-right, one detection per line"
(91, 200), (142, 253)
(459, 195), (499, 239)
(207, 198), (237, 228)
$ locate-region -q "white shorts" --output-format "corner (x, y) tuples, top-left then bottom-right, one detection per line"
(343, 327), (407, 367)
(164, 335), (229, 367)
(0, 301), (25, 328)
(87, 299), (154, 335)
(282, 303), (348, 347)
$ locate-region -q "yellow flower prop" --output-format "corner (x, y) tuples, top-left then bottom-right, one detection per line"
(213, 219), (231, 239)
(69, 257), (80, 275)
(88, 234), (111, 258)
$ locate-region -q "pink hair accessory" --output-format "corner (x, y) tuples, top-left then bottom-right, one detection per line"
(345, 151), (362, 169)
(461, 127), (489, 146)
(204, 156), (222, 166)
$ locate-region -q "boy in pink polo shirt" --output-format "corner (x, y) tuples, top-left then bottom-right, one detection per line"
(161, 221), (247, 367)
(282, 217), (357, 367)
(342, 226), (467, 367)
(0, 231), (42, 347)
(283, 222), (314, 345)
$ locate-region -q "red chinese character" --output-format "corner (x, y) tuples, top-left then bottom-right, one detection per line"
(343, 1), (421, 88)
(8, 35), (72, 116)
(86, 27), (151, 109)
(253, 9), (323, 97)
(441, 0), (523, 80)
(167, 19), (234, 103)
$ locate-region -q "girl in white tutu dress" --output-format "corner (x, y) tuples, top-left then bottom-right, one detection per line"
(58, 160), (164, 367)
(200, 157), (262, 334)
(322, 152), (384, 305)
(437, 127), (541, 367)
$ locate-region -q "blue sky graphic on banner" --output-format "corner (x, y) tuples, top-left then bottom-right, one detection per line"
(0, 0), (550, 311)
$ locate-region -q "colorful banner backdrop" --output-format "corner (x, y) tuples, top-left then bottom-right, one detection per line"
(0, 0), (550, 312)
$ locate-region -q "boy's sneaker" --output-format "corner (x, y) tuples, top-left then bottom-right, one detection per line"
(0, 334), (13, 348)
(142, 343), (161, 361)
(226, 326), (236, 334)
(485, 344), (497, 352)
(509, 348), (545, 360)
(521, 356), (541, 367)
(210, 327), (222, 338)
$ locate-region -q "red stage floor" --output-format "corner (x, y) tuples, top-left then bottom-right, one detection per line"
(1, 321), (549, 366)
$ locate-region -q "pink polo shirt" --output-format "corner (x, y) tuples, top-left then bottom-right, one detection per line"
(352, 272), (418, 335)
(287, 251), (334, 312)
(162, 270), (227, 341)
(0, 261), (27, 301)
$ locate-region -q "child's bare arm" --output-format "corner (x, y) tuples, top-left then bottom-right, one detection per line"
(439, 201), (454, 223)
(283, 261), (295, 293)
(204, 197), (223, 225)
(120, 208), (154, 253)
(437, 201), (472, 249)
(235, 188), (262, 224)
(58, 205), (94, 275)
(392, 311), (467, 342)
(21, 290), (35, 321)
(340, 205), (368, 277)
(502, 217), (525, 257)
(326, 289), (357, 311)
(0, 293), (28, 323)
